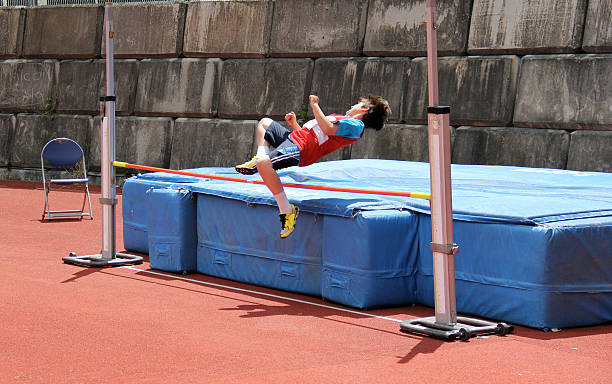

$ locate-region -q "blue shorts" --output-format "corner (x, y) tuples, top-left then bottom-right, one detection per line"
(264, 121), (301, 170)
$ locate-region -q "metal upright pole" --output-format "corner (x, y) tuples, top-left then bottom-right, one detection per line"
(101, 1), (117, 261)
(400, 0), (511, 340)
(425, 0), (439, 108)
(424, 0), (458, 326)
(63, 2), (142, 268)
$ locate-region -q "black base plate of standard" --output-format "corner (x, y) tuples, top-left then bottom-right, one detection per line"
(62, 252), (143, 268)
(400, 316), (514, 342)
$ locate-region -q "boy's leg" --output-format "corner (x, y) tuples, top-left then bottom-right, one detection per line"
(257, 139), (300, 238)
(255, 118), (272, 157)
(236, 119), (285, 175)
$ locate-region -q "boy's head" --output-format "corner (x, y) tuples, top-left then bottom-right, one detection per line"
(347, 94), (391, 131)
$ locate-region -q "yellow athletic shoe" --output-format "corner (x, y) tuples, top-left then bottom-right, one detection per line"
(235, 156), (258, 175)
(279, 205), (299, 239)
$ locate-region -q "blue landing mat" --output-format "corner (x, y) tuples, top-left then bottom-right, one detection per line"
(123, 160), (612, 328)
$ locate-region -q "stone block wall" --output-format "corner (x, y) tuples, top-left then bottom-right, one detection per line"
(23, 6), (103, 59)
(0, 0), (610, 184)
(103, 3), (186, 58)
(468, 0), (588, 54)
(0, 8), (25, 58)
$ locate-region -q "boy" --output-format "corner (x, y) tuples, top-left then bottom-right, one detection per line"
(235, 94), (391, 238)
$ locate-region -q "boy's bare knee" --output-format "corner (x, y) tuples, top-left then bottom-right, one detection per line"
(259, 118), (273, 130)
(256, 156), (271, 169)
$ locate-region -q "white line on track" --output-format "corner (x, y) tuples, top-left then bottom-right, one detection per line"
(122, 266), (404, 323)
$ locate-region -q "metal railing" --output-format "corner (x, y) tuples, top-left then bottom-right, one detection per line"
(1, 0), (184, 6)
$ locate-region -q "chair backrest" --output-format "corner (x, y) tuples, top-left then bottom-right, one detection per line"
(41, 138), (84, 167)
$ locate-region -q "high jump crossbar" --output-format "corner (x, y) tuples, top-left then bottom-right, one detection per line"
(113, 161), (431, 200)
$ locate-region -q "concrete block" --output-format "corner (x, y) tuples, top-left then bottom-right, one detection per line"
(269, 0), (367, 57)
(183, 1), (272, 58)
(350, 124), (432, 162)
(468, 0), (587, 54)
(514, 55), (612, 129)
(10, 114), (92, 168)
(23, 6), (103, 59)
(0, 168), (44, 183)
(102, 3), (186, 58)
(404, 56), (519, 126)
(0, 114), (14, 166)
(582, 0), (612, 53)
(90, 117), (172, 172)
(56, 59), (138, 115)
(134, 59), (221, 117)
(0, 9), (25, 59)
(363, 0), (471, 56)
(311, 57), (408, 123)
(218, 59), (313, 119)
(567, 131), (612, 173)
(452, 126), (570, 169)
(0, 60), (57, 113)
(170, 119), (256, 169)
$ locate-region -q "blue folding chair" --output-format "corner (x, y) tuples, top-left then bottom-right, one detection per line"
(41, 137), (93, 221)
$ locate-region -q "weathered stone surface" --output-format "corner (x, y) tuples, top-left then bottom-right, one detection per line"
(514, 55), (612, 130)
(364, 0), (471, 56)
(452, 126), (570, 169)
(56, 59), (138, 115)
(218, 59), (313, 119)
(468, 0), (587, 54)
(89, 117), (172, 172)
(404, 56), (519, 126)
(102, 3), (186, 58)
(0, 168), (46, 183)
(23, 6), (103, 59)
(567, 131), (612, 173)
(0, 60), (57, 113)
(582, 0), (612, 53)
(134, 58), (221, 117)
(183, 1), (272, 58)
(170, 119), (256, 169)
(0, 114), (14, 166)
(269, 0), (367, 57)
(10, 114), (92, 168)
(351, 124), (434, 162)
(311, 57), (408, 123)
(0, 9), (25, 59)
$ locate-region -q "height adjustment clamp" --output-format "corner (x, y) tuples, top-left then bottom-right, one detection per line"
(99, 197), (118, 206)
(430, 242), (459, 255)
(100, 96), (116, 102)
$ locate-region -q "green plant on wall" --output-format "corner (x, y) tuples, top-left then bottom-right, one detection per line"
(71, 160), (85, 179)
(41, 96), (57, 120)
(296, 103), (309, 126)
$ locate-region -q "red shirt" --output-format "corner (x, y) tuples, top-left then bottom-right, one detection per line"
(289, 114), (364, 167)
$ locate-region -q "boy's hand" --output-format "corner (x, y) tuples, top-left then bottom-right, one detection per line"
(285, 112), (297, 125)
(309, 95), (319, 106)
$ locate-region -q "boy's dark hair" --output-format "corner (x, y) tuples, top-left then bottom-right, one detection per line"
(361, 94), (391, 131)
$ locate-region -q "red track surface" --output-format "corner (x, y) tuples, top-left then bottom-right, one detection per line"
(2, 180), (612, 384)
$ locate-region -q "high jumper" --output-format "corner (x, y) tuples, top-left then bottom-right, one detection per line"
(235, 94), (391, 238)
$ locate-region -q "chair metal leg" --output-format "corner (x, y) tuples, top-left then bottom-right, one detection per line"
(42, 181), (94, 220)
(42, 181), (51, 221)
(85, 183), (93, 219)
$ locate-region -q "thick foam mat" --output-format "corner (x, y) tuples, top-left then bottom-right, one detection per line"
(122, 160), (612, 328)
(147, 188), (197, 274)
(196, 194), (323, 297)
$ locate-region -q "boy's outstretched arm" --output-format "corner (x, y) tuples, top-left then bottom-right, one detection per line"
(309, 95), (337, 136)
(285, 112), (301, 131)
